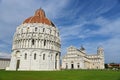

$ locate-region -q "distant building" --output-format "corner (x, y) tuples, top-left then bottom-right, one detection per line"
(62, 46), (104, 69)
(107, 63), (120, 69)
(7, 8), (61, 71)
(0, 58), (10, 69)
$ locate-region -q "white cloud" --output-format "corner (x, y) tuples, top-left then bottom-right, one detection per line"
(0, 52), (11, 58)
(63, 16), (120, 40)
(60, 16), (120, 63)
(60, 21), (89, 41)
(82, 17), (120, 63)
(91, 17), (120, 36)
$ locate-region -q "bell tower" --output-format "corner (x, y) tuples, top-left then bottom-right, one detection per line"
(97, 46), (105, 69)
(97, 46), (104, 55)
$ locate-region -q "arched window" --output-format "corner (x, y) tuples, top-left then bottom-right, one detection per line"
(43, 28), (45, 32)
(71, 64), (74, 69)
(34, 53), (36, 60)
(44, 40), (46, 46)
(35, 27), (37, 31)
(32, 39), (35, 45)
(27, 27), (29, 33)
(43, 54), (45, 60)
(50, 29), (52, 34)
(25, 53), (27, 60)
(21, 29), (23, 33)
(77, 63), (80, 68)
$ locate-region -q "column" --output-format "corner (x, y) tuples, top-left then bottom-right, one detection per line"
(29, 39), (31, 48)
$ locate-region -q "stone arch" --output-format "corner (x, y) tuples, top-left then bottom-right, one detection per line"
(55, 53), (59, 69)
(32, 39), (35, 45)
(71, 61), (74, 69)
(31, 50), (42, 60)
(43, 28), (45, 32)
(15, 50), (20, 57)
(77, 63), (80, 69)
(34, 53), (37, 60)
(49, 51), (53, 60)
(43, 54), (45, 60)
(24, 53), (27, 60)
(22, 50), (30, 60)
(14, 50), (21, 70)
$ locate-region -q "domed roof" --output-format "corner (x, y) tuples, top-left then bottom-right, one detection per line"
(23, 8), (55, 27)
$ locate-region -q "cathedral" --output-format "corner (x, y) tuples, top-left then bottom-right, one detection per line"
(62, 46), (104, 69)
(7, 8), (61, 71)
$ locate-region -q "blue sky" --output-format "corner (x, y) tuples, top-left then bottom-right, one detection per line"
(0, 0), (120, 63)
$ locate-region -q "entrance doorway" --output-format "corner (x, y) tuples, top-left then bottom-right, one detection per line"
(55, 53), (58, 69)
(55, 60), (57, 69)
(16, 60), (20, 70)
(71, 64), (74, 69)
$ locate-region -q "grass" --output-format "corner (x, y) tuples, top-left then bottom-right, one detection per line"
(0, 70), (120, 80)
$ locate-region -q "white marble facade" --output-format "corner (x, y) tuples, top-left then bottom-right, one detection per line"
(7, 9), (61, 71)
(62, 46), (104, 69)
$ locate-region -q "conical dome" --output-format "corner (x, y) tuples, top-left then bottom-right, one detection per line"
(23, 8), (55, 27)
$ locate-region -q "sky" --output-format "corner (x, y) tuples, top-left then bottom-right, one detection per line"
(0, 0), (120, 63)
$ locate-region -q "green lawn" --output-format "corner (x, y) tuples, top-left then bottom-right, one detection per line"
(0, 70), (120, 80)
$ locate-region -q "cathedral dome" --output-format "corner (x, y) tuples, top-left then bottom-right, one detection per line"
(23, 8), (55, 27)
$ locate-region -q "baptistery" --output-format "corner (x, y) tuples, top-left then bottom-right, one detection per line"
(8, 8), (61, 71)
